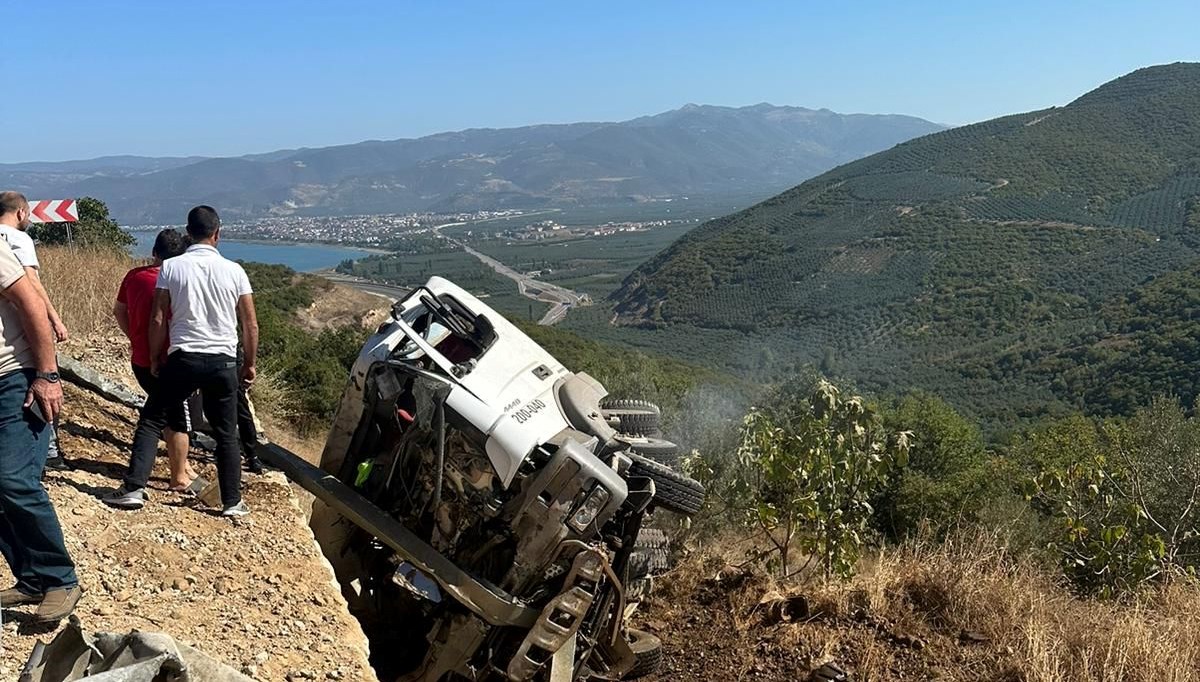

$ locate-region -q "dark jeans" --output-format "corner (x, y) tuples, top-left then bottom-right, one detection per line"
(0, 369), (78, 593)
(132, 363), (190, 433)
(126, 352), (241, 507)
(185, 384), (256, 460)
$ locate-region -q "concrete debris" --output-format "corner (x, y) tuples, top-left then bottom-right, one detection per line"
(56, 353), (144, 410)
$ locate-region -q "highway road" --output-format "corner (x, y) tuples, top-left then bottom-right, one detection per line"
(432, 223), (590, 326)
(321, 273), (410, 301)
(322, 217), (591, 326)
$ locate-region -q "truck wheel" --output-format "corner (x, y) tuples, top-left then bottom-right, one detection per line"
(630, 528), (671, 576)
(621, 436), (680, 464)
(602, 399), (662, 436)
(623, 629), (663, 679)
(627, 453), (705, 516)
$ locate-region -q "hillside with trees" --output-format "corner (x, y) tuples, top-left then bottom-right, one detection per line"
(610, 62), (1200, 429)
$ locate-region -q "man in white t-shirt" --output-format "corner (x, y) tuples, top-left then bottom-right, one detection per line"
(0, 192), (69, 473)
(0, 193), (67, 343)
(105, 206), (260, 517)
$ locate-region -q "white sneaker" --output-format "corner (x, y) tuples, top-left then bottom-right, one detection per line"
(221, 501), (251, 518)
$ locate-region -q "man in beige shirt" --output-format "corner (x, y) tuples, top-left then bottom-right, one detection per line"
(0, 237), (80, 621)
(0, 192), (70, 473)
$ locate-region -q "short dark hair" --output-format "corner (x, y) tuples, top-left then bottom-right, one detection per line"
(0, 191), (28, 217)
(151, 228), (188, 260)
(186, 205), (221, 239)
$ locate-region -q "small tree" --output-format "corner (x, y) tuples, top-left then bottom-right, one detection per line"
(875, 393), (991, 540)
(730, 380), (910, 578)
(1026, 456), (1166, 597)
(1025, 398), (1200, 596)
(29, 196), (134, 249)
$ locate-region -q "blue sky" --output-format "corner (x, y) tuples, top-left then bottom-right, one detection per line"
(6, 0), (1199, 162)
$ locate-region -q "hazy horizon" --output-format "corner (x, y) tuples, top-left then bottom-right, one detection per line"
(8, 0), (1200, 162)
(2, 102), (946, 166)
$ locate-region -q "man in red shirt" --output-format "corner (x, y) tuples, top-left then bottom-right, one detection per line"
(113, 229), (196, 490)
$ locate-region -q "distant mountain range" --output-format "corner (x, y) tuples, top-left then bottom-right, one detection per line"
(3, 104), (943, 223)
(609, 62), (1200, 428)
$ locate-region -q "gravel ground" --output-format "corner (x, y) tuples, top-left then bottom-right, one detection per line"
(0, 382), (377, 682)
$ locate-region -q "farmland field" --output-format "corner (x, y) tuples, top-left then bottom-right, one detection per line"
(341, 199), (744, 328)
(469, 222), (698, 300)
(340, 248), (550, 321)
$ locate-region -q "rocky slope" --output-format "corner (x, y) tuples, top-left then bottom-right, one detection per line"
(0, 379), (377, 682)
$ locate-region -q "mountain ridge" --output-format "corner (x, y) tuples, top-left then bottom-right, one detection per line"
(4, 103), (943, 223)
(607, 62), (1200, 427)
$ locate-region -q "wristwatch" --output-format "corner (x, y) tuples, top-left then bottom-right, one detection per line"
(35, 371), (60, 383)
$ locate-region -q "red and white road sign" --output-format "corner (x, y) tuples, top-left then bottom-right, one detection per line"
(29, 199), (78, 223)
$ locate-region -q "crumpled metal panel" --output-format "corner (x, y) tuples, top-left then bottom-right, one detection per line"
(21, 618), (253, 682)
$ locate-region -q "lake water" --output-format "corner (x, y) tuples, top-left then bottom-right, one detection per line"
(130, 232), (376, 272)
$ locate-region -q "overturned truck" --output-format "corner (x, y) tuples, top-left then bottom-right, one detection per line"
(267, 277), (704, 681)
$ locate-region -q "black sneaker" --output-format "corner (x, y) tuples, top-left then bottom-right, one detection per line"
(102, 485), (147, 509)
(44, 456), (70, 472)
(245, 456), (265, 474)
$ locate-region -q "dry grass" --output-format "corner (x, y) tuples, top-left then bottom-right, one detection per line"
(654, 531), (1200, 681)
(39, 246), (143, 391)
(39, 245), (139, 339)
(249, 360), (302, 428)
(835, 532), (1200, 681)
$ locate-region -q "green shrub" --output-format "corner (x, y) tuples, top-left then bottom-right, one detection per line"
(700, 378), (911, 578)
(1023, 398), (1200, 596)
(874, 393), (995, 539)
(243, 264), (368, 430)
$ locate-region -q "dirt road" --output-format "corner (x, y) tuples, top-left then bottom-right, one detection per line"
(320, 272), (412, 301)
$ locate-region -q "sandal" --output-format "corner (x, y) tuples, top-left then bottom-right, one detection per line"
(168, 476), (209, 497)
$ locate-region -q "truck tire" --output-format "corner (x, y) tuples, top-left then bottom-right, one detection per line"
(629, 528), (671, 578)
(601, 399), (662, 436)
(623, 628), (663, 679)
(627, 453), (705, 516)
(621, 436), (680, 464)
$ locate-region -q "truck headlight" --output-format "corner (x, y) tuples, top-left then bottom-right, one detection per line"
(568, 485), (611, 533)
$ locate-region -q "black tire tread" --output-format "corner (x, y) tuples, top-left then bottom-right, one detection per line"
(631, 528), (671, 575)
(623, 629), (663, 679)
(602, 399), (662, 436)
(627, 453), (705, 516)
(601, 398), (662, 415)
